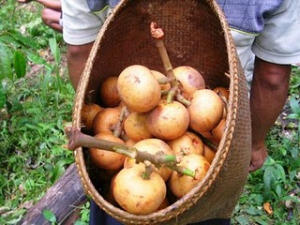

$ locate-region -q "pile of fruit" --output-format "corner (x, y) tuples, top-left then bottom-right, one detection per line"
(79, 22), (229, 215)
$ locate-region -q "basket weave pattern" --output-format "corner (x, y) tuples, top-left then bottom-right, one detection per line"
(71, 0), (251, 224)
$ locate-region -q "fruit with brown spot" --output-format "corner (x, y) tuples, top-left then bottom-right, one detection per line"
(173, 66), (205, 100)
(117, 65), (161, 112)
(169, 154), (210, 198)
(112, 164), (166, 215)
(168, 132), (204, 157)
(147, 101), (190, 141)
(124, 112), (152, 141)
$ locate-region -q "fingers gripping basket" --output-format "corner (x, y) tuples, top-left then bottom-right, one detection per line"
(71, 0), (251, 224)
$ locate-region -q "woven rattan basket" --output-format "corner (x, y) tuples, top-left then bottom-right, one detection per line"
(71, 0), (251, 224)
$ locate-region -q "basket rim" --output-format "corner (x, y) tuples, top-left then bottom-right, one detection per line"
(71, 0), (241, 223)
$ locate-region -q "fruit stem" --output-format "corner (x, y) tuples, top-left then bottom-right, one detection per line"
(142, 161), (153, 180)
(176, 93), (191, 106)
(182, 168), (196, 177)
(157, 76), (174, 84)
(167, 164), (195, 177)
(113, 146), (136, 158)
(67, 129), (195, 177)
(113, 106), (128, 137)
(68, 128), (136, 155)
(163, 154), (177, 162)
(150, 22), (179, 103)
(166, 87), (177, 104)
(161, 89), (169, 95)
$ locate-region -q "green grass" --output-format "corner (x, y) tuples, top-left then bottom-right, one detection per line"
(0, 1), (75, 224)
(232, 67), (300, 225)
(0, 1), (299, 224)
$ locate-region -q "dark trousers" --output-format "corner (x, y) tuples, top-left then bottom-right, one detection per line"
(90, 201), (230, 225)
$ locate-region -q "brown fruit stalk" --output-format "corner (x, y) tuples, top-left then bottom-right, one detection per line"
(124, 138), (173, 181)
(89, 133), (125, 170)
(67, 129), (195, 177)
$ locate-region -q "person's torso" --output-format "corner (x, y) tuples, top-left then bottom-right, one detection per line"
(86, 0), (284, 34)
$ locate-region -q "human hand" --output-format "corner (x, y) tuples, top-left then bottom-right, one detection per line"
(249, 144), (268, 172)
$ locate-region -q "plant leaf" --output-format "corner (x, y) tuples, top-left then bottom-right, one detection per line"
(235, 215), (249, 225)
(0, 85), (6, 108)
(49, 38), (61, 65)
(8, 30), (39, 49)
(289, 97), (300, 117)
(42, 209), (56, 223)
(254, 217), (269, 225)
(27, 52), (47, 65)
(13, 50), (27, 78)
(0, 42), (13, 80)
(263, 167), (273, 192)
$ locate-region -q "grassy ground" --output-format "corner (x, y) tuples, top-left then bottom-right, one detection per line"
(0, 1), (299, 224)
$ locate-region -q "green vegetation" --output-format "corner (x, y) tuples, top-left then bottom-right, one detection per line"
(0, 1), (299, 224)
(0, 1), (74, 224)
(232, 69), (300, 225)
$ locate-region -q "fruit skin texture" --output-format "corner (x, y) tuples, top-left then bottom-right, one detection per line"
(100, 76), (121, 107)
(125, 139), (136, 147)
(112, 164), (166, 215)
(168, 132), (204, 157)
(117, 65), (161, 113)
(93, 107), (121, 135)
(169, 154), (210, 198)
(89, 133), (125, 170)
(124, 112), (152, 141)
(81, 104), (102, 131)
(124, 138), (173, 181)
(147, 101), (190, 141)
(213, 87), (229, 119)
(212, 119), (226, 143)
(188, 89), (223, 133)
(173, 66), (205, 100)
(200, 118), (226, 145)
(203, 145), (215, 164)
